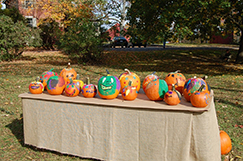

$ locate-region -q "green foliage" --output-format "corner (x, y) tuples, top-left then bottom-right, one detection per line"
(56, 18), (104, 64)
(0, 15), (42, 61)
(0, 7), (26, 23)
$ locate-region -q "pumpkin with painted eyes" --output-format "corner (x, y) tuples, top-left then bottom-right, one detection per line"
(142, 71), (159, 92)
(82, 77), (97, 98)
(60, 63), (77, 84)
(122, 80), (138, 101)
(98, 69), (121, 99)
(46, 76), (66, 95)
(64, 78), (80, 97)
(119, 69), (140, 93)
(145, 78), (168, 101)
(164, 70), (186, 94)
(29, 77), (44, 94)
(164, 84), (181, 105)
(39, 68), (58, 89)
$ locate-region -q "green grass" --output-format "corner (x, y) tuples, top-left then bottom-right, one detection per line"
(0, 48), (242, 160)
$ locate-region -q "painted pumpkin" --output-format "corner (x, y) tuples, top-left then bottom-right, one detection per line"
(82, 77), (97, 98)
(60, 63), (77, 84)
(73, 74), (84, 90)
(145, 78), (168, 101)
(164, 84), (181, 105)
(46, 76), (65, 95)
(122, 80), (138, 101)
(98, 69), (121, 99)
(190, 84), (210, 107)
(64, 78), (80, 97)
(183, 76), (210, 102)
(164, 70), (186, 94)
(220, 130), (232, 155)
(39, 68), (58, 89)
(29, 77), (44, 94)
(119, 69), (140, 93)
(142, 71), (159, 92)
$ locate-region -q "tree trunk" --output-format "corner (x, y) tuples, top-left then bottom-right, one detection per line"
(235, 32), (243, 64)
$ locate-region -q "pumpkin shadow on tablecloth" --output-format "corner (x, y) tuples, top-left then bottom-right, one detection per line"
(6, 114), (102, 161)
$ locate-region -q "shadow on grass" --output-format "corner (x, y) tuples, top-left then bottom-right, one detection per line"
(5, 115), (101, 161)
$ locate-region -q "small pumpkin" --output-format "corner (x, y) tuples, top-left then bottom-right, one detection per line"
(119, 69), (140, 93)
(82, 77), (97, 98)
(73, 74), (84, 91)
(64, 78), (80, 97)
(122, 80), (138, 101)
(164, 70), (186, 94)
(60, 63), (77, 84)
(29, 77), (44, 94)
(39, 68), (58, 89)
(164, 84), (181, 105)
(190, 84), (210, 108)
(145, 78), (168, 101)
(98, 69), (121, 99)
(142, 71), (159, 92)
(220, 130), (232, 155)
(46, 76), (66, 95)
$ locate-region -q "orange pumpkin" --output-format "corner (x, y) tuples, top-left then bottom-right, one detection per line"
(164, 84), (181, 105)
(145, 78), (168, 101)
(142, 71), (159, 92)
(46, 76), (66, 95)
(220, 130), (232, 155)
(64, 78), (80, 97)
(190, 84), (210, 107)
(82, 77), (97, 98)
(29, 77), (44, 94)
(164, 70), (186, 94)
(60, 63), (77, 84)
(122, 80), (138, 101)
(119, 69), (140, 93)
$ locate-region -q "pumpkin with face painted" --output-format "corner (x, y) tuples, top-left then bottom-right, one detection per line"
(46, 76), (65, 95)
(98, 69), (121, 99)
(64, 78), (80, 97)
(29, 77), (44, 94)
(60, 63), (77, 84)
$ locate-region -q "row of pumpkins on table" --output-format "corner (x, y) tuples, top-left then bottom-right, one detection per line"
(29, 63), (232, 155)
(29, 63), (211, 108)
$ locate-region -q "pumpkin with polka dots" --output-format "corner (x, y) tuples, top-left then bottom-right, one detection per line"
(119, 69), (141, 93)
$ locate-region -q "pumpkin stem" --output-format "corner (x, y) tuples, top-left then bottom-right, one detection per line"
(106, 69), (110, 75)
(69, 77), (73, 84)
(67, 63), (71, 69)
(202, 75), (208, 80)
(124, 69), (131, 75)
(152, 71), (156, 75)
(172, 84), (175, 91)
(86, 77), (90, 85)
(49, 68), (54, 72)
(128, 80), (132, 86)
(194, 76), (197, 78)
(36, 76), (40, 82)
(76, 74), (80, 80)
(198, 84), (206, 92)
(175, 70), (181, 73)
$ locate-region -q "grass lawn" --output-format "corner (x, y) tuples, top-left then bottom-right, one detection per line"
(0, 47), (242, 160)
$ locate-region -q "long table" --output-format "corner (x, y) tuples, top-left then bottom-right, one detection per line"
(19, 90), (221, 161)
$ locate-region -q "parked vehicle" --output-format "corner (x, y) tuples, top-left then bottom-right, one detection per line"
(111, 36), (128, 48)
(129, 37), (147, 48)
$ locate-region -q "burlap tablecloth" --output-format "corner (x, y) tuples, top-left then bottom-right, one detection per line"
(19, 90), (221, 161)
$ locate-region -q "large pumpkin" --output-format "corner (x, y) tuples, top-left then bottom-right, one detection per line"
(142, 71), (159, 92)
(39, 68), (58, 89)
(82, 77), (97, 98)
(220, 130), (232, 155)
(122, 80), (138, 101)
(64, 78), (80, 97)
(164, 70), (186, 94)
(46, 76), (66, 95)
(164, 84), (181, 105)
(119, 69), (140, 93)
(145, 78), (168, 101)
(29, 77), (44, 94)
(98, 69), (121, 99)
(190, 84), (210, 108)
(60, 63), (77, 84)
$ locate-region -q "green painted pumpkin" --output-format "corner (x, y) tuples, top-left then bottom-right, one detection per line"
(46, 76), (66, 95)
(98, 69), (121, 99)
(145, 78), (168, 101)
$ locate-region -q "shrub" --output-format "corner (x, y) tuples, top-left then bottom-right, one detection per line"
(56, 18), (104, 64)
(0, 15), (42, 61)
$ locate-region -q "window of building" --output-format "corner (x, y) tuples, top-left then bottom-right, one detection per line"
(25, 16), (37, 27)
